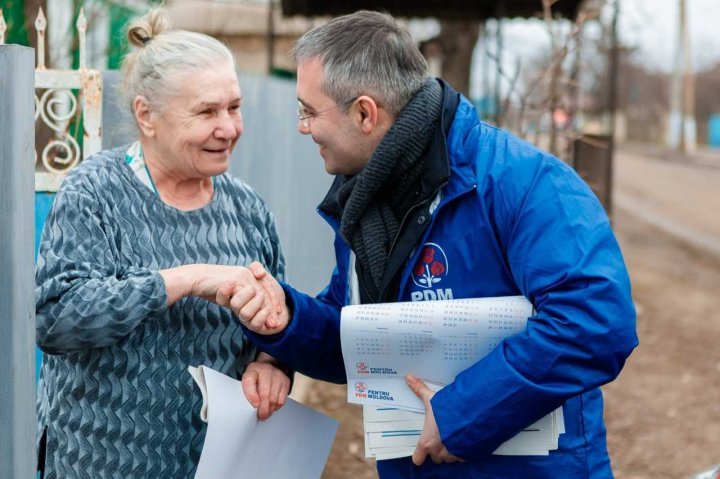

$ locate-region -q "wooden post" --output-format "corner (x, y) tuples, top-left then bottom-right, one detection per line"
(0, 44), (37, 479)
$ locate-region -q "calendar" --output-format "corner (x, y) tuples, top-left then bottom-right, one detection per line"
(340, 296), (533, 411)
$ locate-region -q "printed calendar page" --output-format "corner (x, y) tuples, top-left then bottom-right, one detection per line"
(340, 296), (533, 410)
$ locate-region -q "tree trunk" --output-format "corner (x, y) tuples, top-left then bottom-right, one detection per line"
(437, 19), (480, 98)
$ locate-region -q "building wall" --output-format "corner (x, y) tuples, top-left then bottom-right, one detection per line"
(166, 0), (323, 74)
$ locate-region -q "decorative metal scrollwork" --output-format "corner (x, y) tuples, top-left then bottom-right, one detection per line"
(5, 7), (102, 191)
(35, 89), (81, 174)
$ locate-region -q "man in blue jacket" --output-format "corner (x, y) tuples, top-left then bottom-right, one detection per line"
(221, 10), (638, 478)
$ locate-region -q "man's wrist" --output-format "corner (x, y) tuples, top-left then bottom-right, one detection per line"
(255, 352), (292, 378)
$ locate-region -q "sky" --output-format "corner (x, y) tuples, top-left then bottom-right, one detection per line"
(466, 0), (720, 99)
(620, 0), (720, 72)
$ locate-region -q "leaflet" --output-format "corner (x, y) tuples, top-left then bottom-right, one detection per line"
(188, 365), (338, 479)
(362, 405), (564, 459)
(340, 296), (533, 409)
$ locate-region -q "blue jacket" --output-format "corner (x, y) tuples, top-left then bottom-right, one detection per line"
(248, 83), (637, 478)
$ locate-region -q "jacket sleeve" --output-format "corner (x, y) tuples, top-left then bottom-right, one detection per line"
(242, 237), (350, 383)
(431, 152), (638, 458)
(36, 188), (167, 354)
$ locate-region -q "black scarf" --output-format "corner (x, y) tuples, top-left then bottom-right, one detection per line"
(337, 78), (444, 295)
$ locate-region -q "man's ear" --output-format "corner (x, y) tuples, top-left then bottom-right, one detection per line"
(134, 96), (156, 138)
(355, 95), (379, 133)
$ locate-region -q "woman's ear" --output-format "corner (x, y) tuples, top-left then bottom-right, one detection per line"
(134, 96), (155, 138)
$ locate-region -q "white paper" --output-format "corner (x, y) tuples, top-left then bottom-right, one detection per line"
(340, 297), (568, 459)
(341, 296), (533, 409)
(189, 365), (338, 479)
(363, 405), (426, 422)
(362, 405), (564, 459)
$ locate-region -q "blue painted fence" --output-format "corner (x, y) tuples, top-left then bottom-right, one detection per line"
(708, 114), (720, 149)
(35, 193), (56, 381)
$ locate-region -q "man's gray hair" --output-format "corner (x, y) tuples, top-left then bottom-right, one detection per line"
(120, 8), (235, 115)
(293, 10), (429, 117)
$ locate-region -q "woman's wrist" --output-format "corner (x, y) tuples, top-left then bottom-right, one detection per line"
(159, 264), (197, 305)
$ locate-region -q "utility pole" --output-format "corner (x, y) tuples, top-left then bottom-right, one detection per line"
(607, 0), (619, 139)
(482, 22), (490, 121)
(680, 0), (696, 153)
(604, 0), (619, 220)
(493, 15), (504, 126)
(668, 0), (696, 153)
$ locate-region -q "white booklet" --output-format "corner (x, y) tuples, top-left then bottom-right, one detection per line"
(362, 405), (564, 459)
(339, 296), (565, 458)
(188, 365), (339, 479)
(340, 296), (534, 411)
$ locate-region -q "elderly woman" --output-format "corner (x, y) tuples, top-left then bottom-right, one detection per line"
(35, 9), (289, 478)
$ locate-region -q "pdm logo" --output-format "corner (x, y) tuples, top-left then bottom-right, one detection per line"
(411, 243), (454, 301)
(354, 382), (368, 398)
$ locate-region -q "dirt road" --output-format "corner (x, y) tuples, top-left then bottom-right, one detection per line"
(604, 208), (720, 479)
(606, 144), (720, 478)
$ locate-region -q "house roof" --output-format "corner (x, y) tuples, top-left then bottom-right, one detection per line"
(280, 0), (587, 20)
(166, 0), (323, 37)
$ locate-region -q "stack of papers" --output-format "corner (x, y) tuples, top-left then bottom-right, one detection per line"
(188, 365), (338, 479)
(339, 296), (565, 459)
(363, 405), (564, 459)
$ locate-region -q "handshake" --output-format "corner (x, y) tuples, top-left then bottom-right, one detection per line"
(176, 262), (289, 335)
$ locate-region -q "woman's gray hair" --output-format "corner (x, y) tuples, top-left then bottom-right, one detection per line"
(120, 8), (235, 114)
(292, 10), (428, 117)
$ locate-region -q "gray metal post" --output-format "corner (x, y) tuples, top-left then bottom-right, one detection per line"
(0, 45), (37, 478)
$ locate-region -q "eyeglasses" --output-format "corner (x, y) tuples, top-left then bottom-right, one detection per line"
(297, 97), (357, 129)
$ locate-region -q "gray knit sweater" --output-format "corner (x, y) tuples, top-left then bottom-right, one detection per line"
(35, 146), (285, 478)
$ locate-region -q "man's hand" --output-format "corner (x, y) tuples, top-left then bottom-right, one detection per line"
(161, 264), (282, 320)
(216, 262), (290, 335)
(241, 353), (291, 421)
(406, 374), (463, 465)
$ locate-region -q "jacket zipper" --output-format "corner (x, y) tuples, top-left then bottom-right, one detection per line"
(357, 193), (435, 304)
(356, 181), (453, 303)
(387, 181), (449, 258)
(358, 269), (374, 303)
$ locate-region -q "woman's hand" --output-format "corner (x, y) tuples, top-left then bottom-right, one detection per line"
(160, 265), (283, 329)
(216, 262), (289, 333)
(241, 353), (291, 421)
